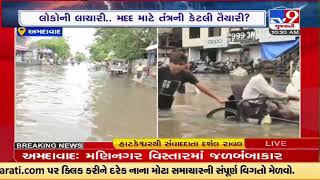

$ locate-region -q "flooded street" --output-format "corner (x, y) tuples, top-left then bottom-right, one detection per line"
(16, 64), (157, 142)
(159, 74), (299, 138)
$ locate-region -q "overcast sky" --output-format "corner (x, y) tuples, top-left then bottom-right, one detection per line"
(30, 28), (96, 57)
(64, 28), (96, 57)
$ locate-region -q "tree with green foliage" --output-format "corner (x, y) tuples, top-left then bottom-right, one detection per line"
(74, 51), (87, 62)
(16, 36), (27, 46)
(87, 42), (107, 62)
(88, 28), (156, 61)
(105, 51), (115, 61)
(35, 37), (71, 61)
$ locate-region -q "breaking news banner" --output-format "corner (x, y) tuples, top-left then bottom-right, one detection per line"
(15, 142), (84, 150)
(12, 139), (319, 162)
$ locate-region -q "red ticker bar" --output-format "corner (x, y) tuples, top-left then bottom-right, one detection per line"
(84, 142), (115, 149)
(245, 138), (319, 149)
(15, 149), (319, 162)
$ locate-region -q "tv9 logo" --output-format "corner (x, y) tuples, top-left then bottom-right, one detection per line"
(269, 9), (300, 35)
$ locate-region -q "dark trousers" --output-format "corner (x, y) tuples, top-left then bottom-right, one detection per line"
(178, 84), (186, 94)
(137, 71), (142, 79)
(158, 95), (174, 110)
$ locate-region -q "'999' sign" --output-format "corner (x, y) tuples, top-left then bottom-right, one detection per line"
(231, 30), (256, 41)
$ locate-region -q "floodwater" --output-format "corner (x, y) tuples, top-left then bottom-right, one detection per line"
(158, 74), (300, 138)
(15, 63), (157, 142)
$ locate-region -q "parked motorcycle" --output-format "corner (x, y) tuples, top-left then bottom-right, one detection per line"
(211, 61), (228, 73)
(192, 63), (217, 73)
(189, 59), (203, 71)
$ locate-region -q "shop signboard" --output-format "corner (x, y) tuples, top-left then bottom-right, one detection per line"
(204, 37), (228, 49)
(231, 29), (256, 41)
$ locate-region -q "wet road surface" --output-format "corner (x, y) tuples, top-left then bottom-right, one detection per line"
(159, 74), (299, 138)
(16, 64), (157, 142)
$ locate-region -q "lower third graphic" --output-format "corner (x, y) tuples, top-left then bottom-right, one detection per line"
(17, 27), (63, 37)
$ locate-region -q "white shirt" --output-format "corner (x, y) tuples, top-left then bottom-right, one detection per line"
(291, 70), (300, 94)
(242, 74), (288, 102)
(135, 65), (144, 72)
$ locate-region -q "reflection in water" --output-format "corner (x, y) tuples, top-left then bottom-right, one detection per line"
(159, 74), (299, 138)
(16, 64), (157, 142)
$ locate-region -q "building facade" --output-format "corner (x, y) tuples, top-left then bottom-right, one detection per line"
(158, 28), (185, 63)
(182, 28), (298, 65)
(16, 37), (54, 65)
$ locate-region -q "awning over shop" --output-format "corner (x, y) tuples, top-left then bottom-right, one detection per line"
(16, 45), (29, 51)
(261, 38), (299, 60)
(224, 48), (243, 53)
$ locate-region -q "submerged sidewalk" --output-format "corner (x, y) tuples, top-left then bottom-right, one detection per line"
(132, 75), (156, 88)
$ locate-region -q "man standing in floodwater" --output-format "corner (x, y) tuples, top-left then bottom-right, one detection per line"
(135, 62), (144, 79)
(158, 51), (225, 110)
